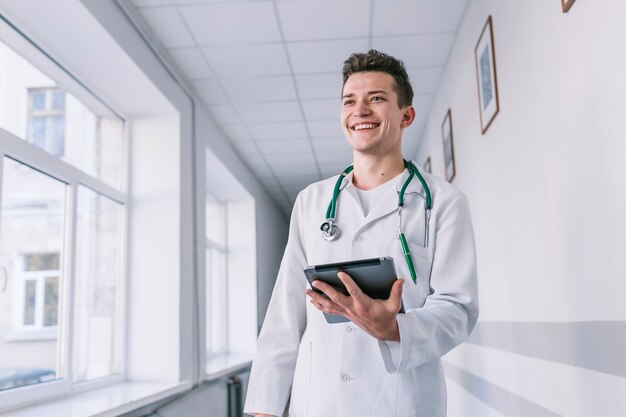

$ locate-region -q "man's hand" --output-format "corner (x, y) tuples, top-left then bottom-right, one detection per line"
(305, 271), (404, 341)
(254, 414), (277, 417)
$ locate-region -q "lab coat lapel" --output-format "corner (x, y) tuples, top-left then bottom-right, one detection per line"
(360, 169), (411, 226)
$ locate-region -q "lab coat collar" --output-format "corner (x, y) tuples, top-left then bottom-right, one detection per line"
(338, 160), (427, 226)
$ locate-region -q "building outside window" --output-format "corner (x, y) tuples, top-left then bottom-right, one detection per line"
(19, 252), (60, 330)
(27, 88), (65, 157)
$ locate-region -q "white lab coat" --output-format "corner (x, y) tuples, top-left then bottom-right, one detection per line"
(244, 166), (479, 417)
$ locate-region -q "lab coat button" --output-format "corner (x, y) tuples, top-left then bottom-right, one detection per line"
(341, 374), (351, 382)
(347, 326), (355, 333)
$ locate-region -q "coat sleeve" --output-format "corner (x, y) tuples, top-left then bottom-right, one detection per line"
(244, 193), (308, 416)
(378, 193), (479, 373)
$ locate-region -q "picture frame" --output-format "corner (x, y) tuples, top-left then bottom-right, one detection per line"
(441, 109), (456, 182)
(474, 15), (500, 134)
(423, 156), (432, 174)
(562, 0), (575, 12)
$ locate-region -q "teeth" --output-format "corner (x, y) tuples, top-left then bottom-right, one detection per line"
(353, 123), (379, 131)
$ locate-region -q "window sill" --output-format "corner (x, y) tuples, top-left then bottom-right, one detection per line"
(2, 380), (192, 417)
(205, 353), (252, 381)
(5, 329), (57, 342)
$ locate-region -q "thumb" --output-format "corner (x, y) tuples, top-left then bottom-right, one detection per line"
(388, 278), (404, 312)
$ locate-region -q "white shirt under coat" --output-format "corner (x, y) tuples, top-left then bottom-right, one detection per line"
(244, 165), (479, 417)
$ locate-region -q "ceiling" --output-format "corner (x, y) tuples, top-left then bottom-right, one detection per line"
(128, 0), (468, 213)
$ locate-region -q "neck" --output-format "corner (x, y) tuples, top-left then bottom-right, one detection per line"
(352, 153), (405, 190)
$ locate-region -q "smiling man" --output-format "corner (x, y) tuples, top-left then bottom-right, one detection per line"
(244, 50), (479, 417)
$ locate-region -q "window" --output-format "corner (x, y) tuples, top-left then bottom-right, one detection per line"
(27, 88), (66, 157)
(203, 152), (257, 375)
(0, 39), (124, 189)
(0, 157), (67, 388)
(0, 19), (126, 409)
(20, 253), (61, 330)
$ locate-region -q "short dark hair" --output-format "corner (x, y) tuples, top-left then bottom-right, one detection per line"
(341, 49), (414, 108)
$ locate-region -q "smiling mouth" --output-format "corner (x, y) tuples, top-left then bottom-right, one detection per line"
(351, 123), (380, 131)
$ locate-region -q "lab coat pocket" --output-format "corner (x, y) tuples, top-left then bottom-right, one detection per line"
(289, 342), (312, 417)
(387, 238), (433, 308)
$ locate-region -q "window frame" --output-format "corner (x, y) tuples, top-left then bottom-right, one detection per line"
(205, 196), (229, 359)
(0, 26), (129, 410)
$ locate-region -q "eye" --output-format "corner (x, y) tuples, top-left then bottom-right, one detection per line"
(343, 99), (354, 106)
(371, 96), (385, 102)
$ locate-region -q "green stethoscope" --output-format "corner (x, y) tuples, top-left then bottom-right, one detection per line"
(320, 159), (432, 283)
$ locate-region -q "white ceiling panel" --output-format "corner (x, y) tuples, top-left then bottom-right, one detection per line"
(264, 151), (315, 166)
(319, 163), (348, 178)
(372, 33), (455, 67)
(241, 154), (272, 171)
(221, 76), (296, 103)
(407, 67), (443, 94)
(312, 137), (352, 153)
(308, 120), (342, 138)
(295, 73), (342, 100)
(248, 121), (308, 140)
(235, 101), (303, 124)
(206, 104), (240, 125)
(314, 151), (352, 165)
(288, 38), (369, 74)
(372, 0), (467, 36)
(277, 0), (370, 41)
(202, 43), (290, 77)
(220, 124), (252, 141)
(231, 140), (260, 156)
(280, 172), (319, 185)
(168, 48), (213, 80)
(272, 164), (320, 178)
(138, 7), (195, 48)
(257, 139), (311, 154)
(133, 0), (171, 7)
(301, 99), (341, 120)
(178, 2), (281, 45)
(191, 79), (228, 104)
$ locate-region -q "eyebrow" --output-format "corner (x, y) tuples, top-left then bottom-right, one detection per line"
(342, 90), (390, 99)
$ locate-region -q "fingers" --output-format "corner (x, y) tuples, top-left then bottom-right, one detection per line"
(337, 271), (365, 299)
(311, 279), (349, 307)
(305, 289), (346, 315)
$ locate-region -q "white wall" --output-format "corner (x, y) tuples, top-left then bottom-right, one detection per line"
(416, 0), (626, 416)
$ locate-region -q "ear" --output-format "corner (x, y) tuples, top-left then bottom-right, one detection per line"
(400, 106), (416, 128)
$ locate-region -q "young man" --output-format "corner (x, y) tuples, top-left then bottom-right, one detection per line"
(244, 50), (478, 417)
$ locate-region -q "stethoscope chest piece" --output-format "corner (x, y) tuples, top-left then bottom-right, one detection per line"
(320, 219), (340, 241)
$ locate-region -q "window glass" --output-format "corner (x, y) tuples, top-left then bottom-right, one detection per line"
(0, 157), (66, 391)
(206, 247), (227, 356)
(72, 186), (122, 383)
(206, 195), (226, 246)
(0, 40), (124, 189)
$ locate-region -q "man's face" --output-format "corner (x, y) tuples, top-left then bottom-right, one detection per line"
(340, 71), (414, 157)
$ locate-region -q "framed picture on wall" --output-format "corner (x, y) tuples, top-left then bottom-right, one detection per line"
(474, 15), (500, 134)
(423, 156), (432, 174)
(441, 109), (456, 182)
(562, 0), (575, 12)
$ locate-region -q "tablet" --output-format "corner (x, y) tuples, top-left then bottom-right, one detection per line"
(304, 257), (403, 324)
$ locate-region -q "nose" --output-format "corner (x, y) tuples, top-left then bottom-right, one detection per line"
(353, 101), (371, 117)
